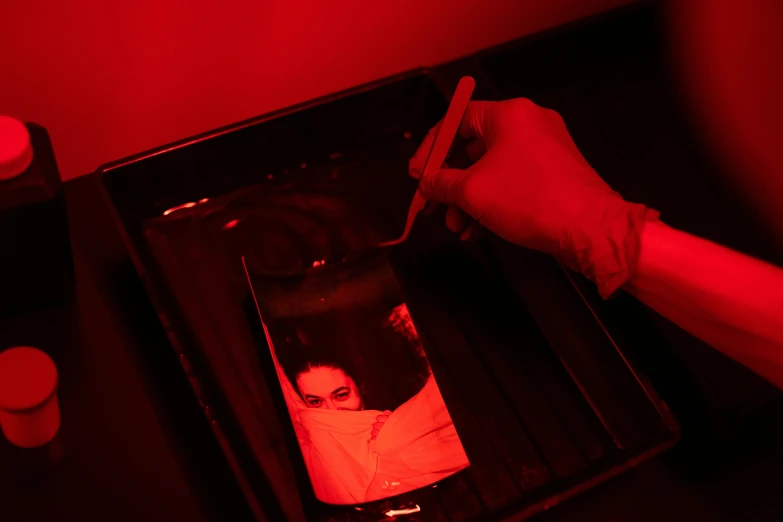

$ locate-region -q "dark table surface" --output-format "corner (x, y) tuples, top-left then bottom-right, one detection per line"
(1, 172), (782, 522)
(0, 175), (253, 522)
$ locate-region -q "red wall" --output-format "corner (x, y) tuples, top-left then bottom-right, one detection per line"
(0, 0), (630, 180)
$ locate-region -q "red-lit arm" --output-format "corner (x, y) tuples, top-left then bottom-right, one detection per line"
(628, 220), (783, 389)
(410, 99), (783, 390)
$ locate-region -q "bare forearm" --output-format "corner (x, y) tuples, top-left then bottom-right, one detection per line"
(626, 220), (783, 389)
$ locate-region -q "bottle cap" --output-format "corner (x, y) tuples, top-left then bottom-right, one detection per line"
(0, 116), (34, 180)
(0, 347), (60, 448)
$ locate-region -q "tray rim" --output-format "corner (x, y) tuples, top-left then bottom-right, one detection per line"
(94, 65), (680, 522)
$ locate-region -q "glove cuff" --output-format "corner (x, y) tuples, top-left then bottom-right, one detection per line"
(558, 200), (660, 299)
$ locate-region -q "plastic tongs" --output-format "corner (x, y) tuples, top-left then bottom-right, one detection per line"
(378, 76), (475, 247)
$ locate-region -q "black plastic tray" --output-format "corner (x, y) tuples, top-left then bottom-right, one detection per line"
(97, 67), (678, 521)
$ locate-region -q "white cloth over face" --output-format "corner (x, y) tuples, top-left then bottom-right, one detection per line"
(264, 324), (470, 505)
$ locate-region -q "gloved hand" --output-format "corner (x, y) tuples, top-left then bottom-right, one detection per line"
(409, 99), (659, 298)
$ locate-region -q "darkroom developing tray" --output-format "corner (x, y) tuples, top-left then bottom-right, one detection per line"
(97, 71), (679, 521)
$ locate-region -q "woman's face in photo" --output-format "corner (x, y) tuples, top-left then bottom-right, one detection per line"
(297, 366), (364, 411)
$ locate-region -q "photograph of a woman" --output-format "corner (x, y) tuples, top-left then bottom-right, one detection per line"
(246, 258), (470, 505)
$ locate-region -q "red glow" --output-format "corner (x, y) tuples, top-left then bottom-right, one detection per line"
(0, 1), (626, 180)
(162, 202), (196, 216)
(0, 347), (60, 448)
(385, 505), (421, 517)
(222, 219), (240, 230)
(198, 197), (209, 203)
(671, 2), (783, 240)
(0, 116), (34, 180)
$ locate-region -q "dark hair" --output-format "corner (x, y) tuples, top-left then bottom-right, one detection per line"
(269, 305), (430, 412)
(274, 325), (364, 399)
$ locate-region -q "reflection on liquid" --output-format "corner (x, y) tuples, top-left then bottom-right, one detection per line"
(384, 504), (421, 517)
(162, 198), (210, 216)
(209, 147), (417, 277)
(162, 201), (196, 216)
(221, 219), (240, 230)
